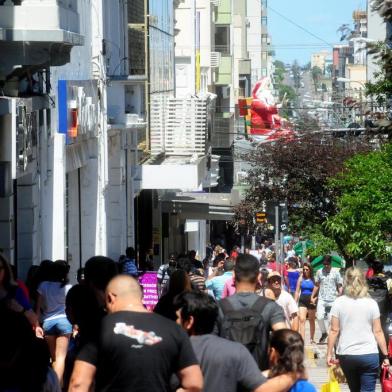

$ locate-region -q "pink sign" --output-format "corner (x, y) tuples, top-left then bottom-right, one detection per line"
(139, 272), (159, 311)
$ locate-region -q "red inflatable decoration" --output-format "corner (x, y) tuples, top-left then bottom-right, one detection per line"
(249, 77), (294, 143)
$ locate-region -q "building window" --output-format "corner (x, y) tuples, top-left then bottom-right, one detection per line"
(215, 25), (230, 55)
(261, 16), (268, 25)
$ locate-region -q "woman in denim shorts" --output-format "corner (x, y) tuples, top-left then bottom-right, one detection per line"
(36, 260), (72, 385)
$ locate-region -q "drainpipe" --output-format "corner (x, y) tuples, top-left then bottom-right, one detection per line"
(145, 0), (151, 151)
(191, 0), (196, 95)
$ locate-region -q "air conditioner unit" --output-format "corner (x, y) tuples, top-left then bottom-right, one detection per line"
(210, 52), (221, 68)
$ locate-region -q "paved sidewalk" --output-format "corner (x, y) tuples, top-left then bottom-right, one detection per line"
(304, 326), (381, 391)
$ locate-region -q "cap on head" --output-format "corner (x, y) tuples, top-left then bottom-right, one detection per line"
(268, 271), (282, 281)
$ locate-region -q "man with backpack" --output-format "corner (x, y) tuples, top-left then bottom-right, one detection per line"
(175, 291), (304, 392)
(216, 254), (286, 370)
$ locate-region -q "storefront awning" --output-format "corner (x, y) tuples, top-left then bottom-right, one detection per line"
(160, 191), (240, 221)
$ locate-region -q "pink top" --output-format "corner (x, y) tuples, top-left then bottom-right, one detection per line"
(221, 277), (236, 298)
(267, 261), (278, 271)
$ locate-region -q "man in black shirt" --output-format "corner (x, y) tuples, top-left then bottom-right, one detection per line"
(68, 275), (203, 392)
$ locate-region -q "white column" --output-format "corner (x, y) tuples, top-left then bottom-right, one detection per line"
(40, 132), (66, 262)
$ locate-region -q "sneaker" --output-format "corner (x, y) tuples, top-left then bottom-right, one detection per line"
(318, 333), (328, 344)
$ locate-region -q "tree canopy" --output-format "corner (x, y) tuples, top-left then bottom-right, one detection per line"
(325, 144), (392, 259)
(233, 133), (371, 240)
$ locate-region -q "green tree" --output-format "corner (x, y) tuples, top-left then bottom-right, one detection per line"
(274, 60), (286, 84)
(311, 66), (323, 93)
(233, 133), (371, 237)
(325, 143), (392, 259)
(278, 84), (297, 118)
(292, 61), (302, 90)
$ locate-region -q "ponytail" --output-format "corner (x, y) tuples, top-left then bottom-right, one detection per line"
(269, 329), (305, 378)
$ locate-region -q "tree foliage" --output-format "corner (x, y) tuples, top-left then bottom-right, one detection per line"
(233, 133), (371, 241)
(324, 143), (392, 259)
(311, 66), (323, 93)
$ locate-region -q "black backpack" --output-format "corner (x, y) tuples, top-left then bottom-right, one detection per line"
(219, 296), (269, 370)
(367, 275), (390, 315)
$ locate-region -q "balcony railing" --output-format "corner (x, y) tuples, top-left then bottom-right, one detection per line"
(212, 113), (234, 149)
(150, 96), (210, 156)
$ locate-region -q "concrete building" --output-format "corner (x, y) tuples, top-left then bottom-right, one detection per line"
(0, 0), (84, 278)
(0, 0), (211, 277)
(367, 3), (387, 83)
(311, 51), (330, 72)
(0, 0), (256, 274)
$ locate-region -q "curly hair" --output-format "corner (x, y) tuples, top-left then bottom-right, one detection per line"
(268, 329), (305, 378)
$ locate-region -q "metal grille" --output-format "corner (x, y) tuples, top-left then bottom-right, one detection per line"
(150, 96), (209, 156)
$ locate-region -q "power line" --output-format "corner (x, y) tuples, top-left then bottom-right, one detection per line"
(266, 5), (334, 48)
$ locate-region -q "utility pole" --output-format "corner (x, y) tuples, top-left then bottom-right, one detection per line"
(274, 205), (279, 264)
(190, 0), (196, 95)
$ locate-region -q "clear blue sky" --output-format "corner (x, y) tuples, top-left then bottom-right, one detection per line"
(268, 0), (367, 65)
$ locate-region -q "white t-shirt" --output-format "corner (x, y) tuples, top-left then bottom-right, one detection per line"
(38, 281), (72, 321)
(276, 290), (299, 326)
(330, 295), (380, 355)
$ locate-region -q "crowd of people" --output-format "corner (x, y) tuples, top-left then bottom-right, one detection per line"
(0, 241), (392, 392)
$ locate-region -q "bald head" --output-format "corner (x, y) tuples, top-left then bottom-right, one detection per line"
(106, 275), (145, 313)
(107, 275), (142, 299)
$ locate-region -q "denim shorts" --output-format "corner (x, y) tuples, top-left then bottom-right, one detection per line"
(43, 316), (72, 336)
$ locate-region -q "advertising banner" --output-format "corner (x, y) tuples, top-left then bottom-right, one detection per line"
(138, 272), (159, 311)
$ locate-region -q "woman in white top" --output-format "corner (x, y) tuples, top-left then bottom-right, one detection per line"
(327, 267), (389, 392)
(36, 260), (72, 385)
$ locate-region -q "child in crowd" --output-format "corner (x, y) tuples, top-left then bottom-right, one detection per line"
(263, 329), (316, 392)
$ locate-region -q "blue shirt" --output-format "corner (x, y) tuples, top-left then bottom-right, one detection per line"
(287, 270), (300, 293)
(300, 278), (315, 296)
(206, 272), (233, 300)
(290, 380), (316, 392)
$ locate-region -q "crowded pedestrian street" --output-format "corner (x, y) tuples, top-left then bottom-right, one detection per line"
(1, 0), (392, 391)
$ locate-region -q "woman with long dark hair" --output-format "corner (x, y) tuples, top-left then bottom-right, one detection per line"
(154, 269), (192, 321)
(294, 262), (316, 344)
(36, 260), (72, 385)
(265, 329), (316, 391)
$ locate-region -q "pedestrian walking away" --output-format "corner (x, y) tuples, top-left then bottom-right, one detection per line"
(216, 254), (286, 370)
(36, 260), (73, 385)
(327, 267), (390, 392)
(175, 291), (308, 392)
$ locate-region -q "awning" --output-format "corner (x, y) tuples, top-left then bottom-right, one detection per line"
(160, 191), (240, 221)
